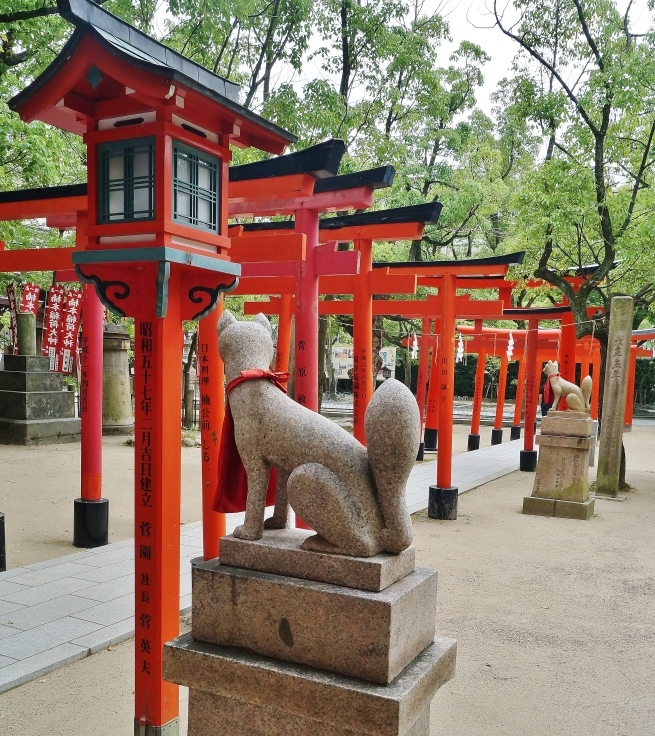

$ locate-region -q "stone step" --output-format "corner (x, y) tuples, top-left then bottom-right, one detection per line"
(0, 417), (81, 445)
(218, 529), (415, 592)
(192, 561), (437, 684)
(3, 355), (50, 372)
(0, 370), (65, 393)
(164, 633), (456, 736)
(0, 390), (75, 420)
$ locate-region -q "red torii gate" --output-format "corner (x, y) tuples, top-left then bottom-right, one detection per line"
(244, 251), (524, 517)
(235, 202), (441, 443)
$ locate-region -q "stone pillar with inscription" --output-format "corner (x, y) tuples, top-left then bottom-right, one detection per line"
(596, 296), (634, 497)
(523, 410), (595, 519)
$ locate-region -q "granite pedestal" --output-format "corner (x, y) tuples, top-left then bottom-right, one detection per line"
(164, 529), (456, 735)
(0, 355), (80, 445)
(523, 411), (595, 520)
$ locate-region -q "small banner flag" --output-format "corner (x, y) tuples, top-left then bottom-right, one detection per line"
(19, 283), (41, 315)
(42, 286), (66, 370)
(57, 289), (83, 374)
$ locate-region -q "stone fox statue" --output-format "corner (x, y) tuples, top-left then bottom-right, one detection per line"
(214, 311), (420, 557)
(543, 360), (593, 412)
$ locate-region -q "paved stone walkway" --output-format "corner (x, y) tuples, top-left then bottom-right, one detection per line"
(0, 439), (522, 693)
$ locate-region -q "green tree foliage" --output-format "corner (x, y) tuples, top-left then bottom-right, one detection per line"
(494, 0), (655, 341)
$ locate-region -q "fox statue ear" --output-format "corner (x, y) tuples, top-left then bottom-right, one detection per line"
(552, 360), (559, 371)
(254, 312), (272, 335)
(217, 310), (237, 336)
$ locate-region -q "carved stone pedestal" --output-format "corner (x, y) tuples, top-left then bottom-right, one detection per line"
(164, 529), (456, 735)
(523, 411), (595, 520)
(0, 355), (80, 445)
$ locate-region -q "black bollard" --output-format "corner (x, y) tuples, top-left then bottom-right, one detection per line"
(423, 428), (438, 452)
(467, 433), (480, 451)
(428, 485), (458, 520)
(519, 449), (538, 472)
(0, 512), (5, 572)
(491, 428), (503, 445)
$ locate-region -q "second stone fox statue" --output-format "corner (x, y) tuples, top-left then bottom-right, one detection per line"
(215, 311), (420, 557)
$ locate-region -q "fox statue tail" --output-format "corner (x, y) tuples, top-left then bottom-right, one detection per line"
(364, 379), (420, 553)
(581, 375), (593, 412)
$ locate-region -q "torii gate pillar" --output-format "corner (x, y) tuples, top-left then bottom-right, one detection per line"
(428, 274), (457, 519)
(520, 319), (539, 471)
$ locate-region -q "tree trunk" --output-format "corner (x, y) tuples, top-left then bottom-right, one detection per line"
(401, 348), (412, 388)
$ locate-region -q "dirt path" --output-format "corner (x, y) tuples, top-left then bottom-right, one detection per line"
(1, 426), (652, 734)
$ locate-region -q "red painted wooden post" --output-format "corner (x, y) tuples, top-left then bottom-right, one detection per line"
(198, 299), (226, 561)
(468, 345), (487, 451)
(294, 208), (319, 412)
(133, 275), (183, 731)
(520, 318), (539, 471)
(275, 293), (294, 373)
(294, 208), (319, 531)
(511, 355), (526, 440)
(74, 283), (108, 547)
(492, 352), (508, 445)
(624, 345), (637, 430)
(81, 284), (103, 501)
(434, 273), (456, 501)
(414, 318), (432, 456)
(352, 238), (373, 445)
(559, 312), (577, 383)
(423, 336), (440, 451)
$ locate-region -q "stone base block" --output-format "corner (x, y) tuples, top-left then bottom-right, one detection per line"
(102, 423), (134, 436)
(491, 428), (503, 445)
(541, 413), (594, 437)
(532, 434), (592, 502)
(510, 425), (521, 440)
(0, 389), (75, 420)
(192, 561), (437, 684)
(523, 496), (595, 520)
(3, 355), (50, 372)
(0, 417), (81, 445)
(555, 498), (595, 520)
(164, 633), (456, 736)
(218, 529), (415, 592)
(522, 496), (556, 516)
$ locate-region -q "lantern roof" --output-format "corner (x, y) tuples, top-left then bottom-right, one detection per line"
(9, 0), (295, 153)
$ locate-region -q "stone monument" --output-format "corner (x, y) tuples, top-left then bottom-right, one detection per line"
(523, 363), (595, 520)
(101, 323), (133, 435)
(163, 313), (456, 735)
(596, 296), (634, 497)
(0, 312), (80, 445)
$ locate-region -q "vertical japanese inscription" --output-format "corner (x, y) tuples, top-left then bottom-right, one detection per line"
(136, 320), (154, 679)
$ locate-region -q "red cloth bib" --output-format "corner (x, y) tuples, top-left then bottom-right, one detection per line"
(212, 369), (289, 514)
(542, 373), (559, 405)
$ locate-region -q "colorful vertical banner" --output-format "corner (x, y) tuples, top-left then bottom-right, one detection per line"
(19, 283), (41, 315)
(58, 289), (83, 374)
(42, 286), (66, 370)
(6, 283), (18, 354)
